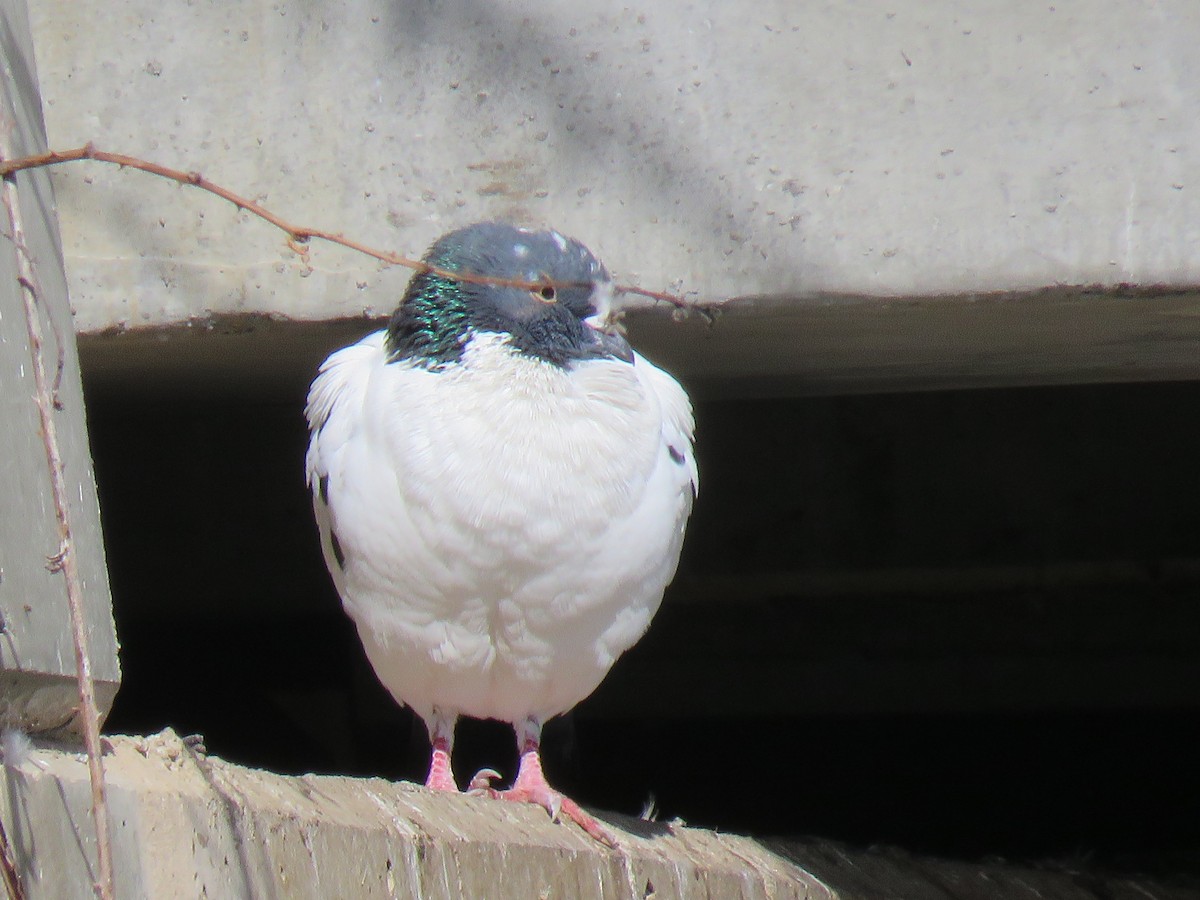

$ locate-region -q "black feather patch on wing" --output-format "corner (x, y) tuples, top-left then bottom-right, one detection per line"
(329, 529), (346, 570)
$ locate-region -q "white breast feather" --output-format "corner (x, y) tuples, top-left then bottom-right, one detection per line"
(305, 330), (696, 725)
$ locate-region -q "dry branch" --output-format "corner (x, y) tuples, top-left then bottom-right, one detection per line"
(0, 811), (23, 900)
(0, 143), (717, 318)
(0, 145), (115, 899)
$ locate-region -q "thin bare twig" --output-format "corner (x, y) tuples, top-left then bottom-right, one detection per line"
(0, 808), (24, 900)
(0, 143), (719, 319)
(0, 141), (115, 899)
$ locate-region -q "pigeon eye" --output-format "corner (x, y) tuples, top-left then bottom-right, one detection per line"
(533, 282), (557, 303)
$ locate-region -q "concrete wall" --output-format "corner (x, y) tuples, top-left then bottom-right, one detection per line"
(26, 1), (1200, 393)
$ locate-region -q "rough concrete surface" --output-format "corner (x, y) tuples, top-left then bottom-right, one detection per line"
(0, 0), (119, 736)
(1, 730), (1192, 900)
(2, 730), (830, 900)
(24, 3), (1200, 389)
(71, 283), (1200, 399)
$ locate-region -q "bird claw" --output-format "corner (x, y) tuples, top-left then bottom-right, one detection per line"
(466, 767), (563, 820)
(480, 782), (614, 847)
(467, 768), (503, 793)
(529, 786), (563, 823)
(555, 795), (616, 847)
(467, 765), (567, 824)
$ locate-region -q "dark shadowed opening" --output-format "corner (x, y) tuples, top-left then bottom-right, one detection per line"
(82, 336), (1200, 883)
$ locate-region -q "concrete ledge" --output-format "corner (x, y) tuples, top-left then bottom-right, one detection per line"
(72, 284), (1200, 401)
(2, 730), (827, 899)
(2, 731), (1192, 899)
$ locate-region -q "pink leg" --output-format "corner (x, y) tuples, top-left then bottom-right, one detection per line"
(424, 708), (459, 792)
(472, 716), (615, 847)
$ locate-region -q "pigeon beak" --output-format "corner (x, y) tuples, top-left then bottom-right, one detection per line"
(584, 280), (617, 331)
(593, 329), (634, 363)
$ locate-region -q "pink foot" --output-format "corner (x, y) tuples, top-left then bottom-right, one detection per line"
(471, 749), (616, 848)
(424, 722), (459, 791)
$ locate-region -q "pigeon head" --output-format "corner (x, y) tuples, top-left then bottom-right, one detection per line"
(385, 222), (632, 368)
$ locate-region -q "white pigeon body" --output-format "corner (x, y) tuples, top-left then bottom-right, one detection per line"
(304, 224), (697, 749)
(306, 329), (696, 726)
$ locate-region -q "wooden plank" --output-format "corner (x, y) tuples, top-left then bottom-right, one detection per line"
(0, 0), (119, 737)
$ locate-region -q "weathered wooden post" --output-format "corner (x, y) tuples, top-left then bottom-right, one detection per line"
(0, 0), (120, 775)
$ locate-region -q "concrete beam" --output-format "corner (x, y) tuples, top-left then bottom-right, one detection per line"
(3, 731), (827, 900)
(626, 286), (1200, 397)
(0, 0), (119, 736)
(2, 730), (1191, 900)
(71, 284), (1200, 401)
(26, 2), (1200, 392)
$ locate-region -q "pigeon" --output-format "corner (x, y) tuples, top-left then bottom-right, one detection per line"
(304, 222), (697, 844)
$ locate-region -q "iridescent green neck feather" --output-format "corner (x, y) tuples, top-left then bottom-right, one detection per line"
(385, 268), (472, 367)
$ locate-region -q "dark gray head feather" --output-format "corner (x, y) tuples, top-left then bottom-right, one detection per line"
(386, 222), (632, 368)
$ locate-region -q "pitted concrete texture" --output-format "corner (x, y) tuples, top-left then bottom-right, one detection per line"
(0, 730), (830, 900)
(27, 2), (1200, 336)
(2, 730), (1192, 899)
